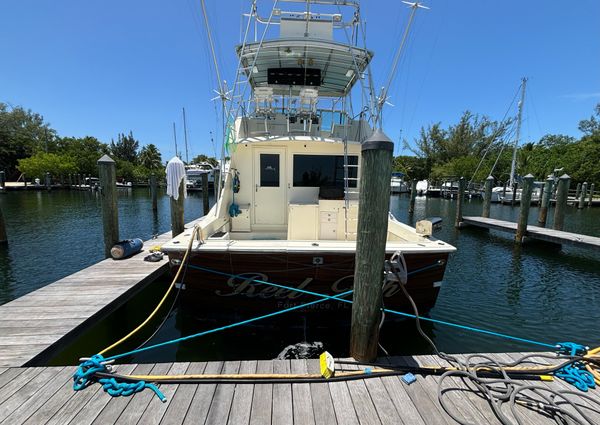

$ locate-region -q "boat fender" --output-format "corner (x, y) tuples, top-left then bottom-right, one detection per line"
(229, 203), (241, 217)
(110, 238), (144, 260)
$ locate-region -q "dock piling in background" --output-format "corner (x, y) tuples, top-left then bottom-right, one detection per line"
(213, 169), (221, 200)
(202, 173), (209, 214)
(170, 181), (185, 237)
(23, 174), (27, 189)
(502, 181), (507, 200)
(45, 172), (51, 191)
(0, 207), (7, 245)
(455, 177), (465, 228)
(0, 171), (5, 188)
(589, 183), (595, 207)
(350, 130), (393, 362)
(98, 155), (119, 258)
(515, 174), (534, 243)
(408, 179), (417, 214)
(578, 182), (587, 209)
(482, 175), (493, 218)
(150, 173), (158, 212)
(553, 174), (570, 231)
(537, 177), (553, 227)
(575, 182), (581, 200)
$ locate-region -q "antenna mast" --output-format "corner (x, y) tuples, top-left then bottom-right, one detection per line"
(509, 77), (527, 187)
(172, 122), (178, 158)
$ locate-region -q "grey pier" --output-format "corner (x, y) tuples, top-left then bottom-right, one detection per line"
(1, 353), (599, 424)
(461, 216), (600, 248)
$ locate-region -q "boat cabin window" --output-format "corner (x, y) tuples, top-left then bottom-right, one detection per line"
(293, 154), (358, 188)
(260, 154), (280, 187)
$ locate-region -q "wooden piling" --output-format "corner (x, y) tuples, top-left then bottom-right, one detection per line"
(502, 181), (507, 200)
(408, 179), (417, 214)
(575, 182), (581, 200)
(578, 182), (587, 209)
(45, 172), (51, 191)
(98, 155), (119, 258)
(170, 182), (185, 237)
(202, 173), (210, 215)
(515, 174), (534, 243)
(0, 171), (5, 188)
(553, 174), (570, 231)
(589, 184), (595, 207)
(482, 175), (494, 218)
(455, 177), (465, 228)
(213, 169), (221, 200)
(511, 182), (518, 206)
(23, 174), (27, 189)
(350, 129), (393, 362)
(77, 174), (81, 187)
(537, 177), (553, 227)
(68, 174), (72, 187)
(150, 173), (158, 212)
(0, 207), (7, 245)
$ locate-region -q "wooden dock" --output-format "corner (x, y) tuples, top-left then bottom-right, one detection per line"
(0, 219), (201, 368)
(0, 353), (598, 424)
(461, 216), (600, 248)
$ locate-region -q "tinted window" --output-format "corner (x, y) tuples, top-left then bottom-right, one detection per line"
(260, 154), (280, 187)
(293, 155), (358, 188)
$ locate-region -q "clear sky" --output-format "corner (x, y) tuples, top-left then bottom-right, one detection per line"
(2, 0), (599, 160)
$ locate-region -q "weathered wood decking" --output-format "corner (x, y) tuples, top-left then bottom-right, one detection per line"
(0, 219), (202, 368)
(0, 354), (598, 424)
(461, 216), (600, 248)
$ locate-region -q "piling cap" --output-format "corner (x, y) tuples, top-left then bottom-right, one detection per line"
(559, 173), (570, 180)
(486, 175), (494, 181)
(524, 173), (534, 179)
(362, 129), (394, 152)
(98, 154), (115, 164)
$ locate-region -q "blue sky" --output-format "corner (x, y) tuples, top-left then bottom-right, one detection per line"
(2, 0), (599, 160)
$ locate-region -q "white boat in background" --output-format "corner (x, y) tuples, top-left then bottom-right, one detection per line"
(186, 162), (217, 189)
(416, 180), (428, 195)
(390, 172), (408, 193)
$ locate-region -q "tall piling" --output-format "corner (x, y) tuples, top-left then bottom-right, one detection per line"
(23, 174), (27, 189)
(553, 174), (570, 231)
(408, 179), (417, 214)
(170, 183), (185, 237)
(98, 155), (119, 258)
(350, 130), (393, 362)
(589, 184), (595, 207)
(0, 207), (7, 245)
(202, 173), (210, 215)
(511, 182), (518, 206)
(0, 171), (5, 188)
(213, 169), (221, 200)
(515, 174), (534, 243)
(45, 172), (51, 191)
(575, 183), (581, 200)
(537, 177), (553, 227)
(482, 175), (494, 218)
(150, 173), (158, 212)
(502, 181), (507, 200)
(455, 177), (465, 228)
(578, 182), (587, 209)
(166, 157), (186, 237)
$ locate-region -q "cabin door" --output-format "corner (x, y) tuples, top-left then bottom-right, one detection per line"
(254, 149), (286, 225)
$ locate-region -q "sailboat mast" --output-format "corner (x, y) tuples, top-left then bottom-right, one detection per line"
(172, 122), (178, 158)
(509, 77), (527, 187)
(182, 107), (190, 164)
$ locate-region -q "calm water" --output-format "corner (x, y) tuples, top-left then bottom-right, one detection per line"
(1, 189), (600, 364)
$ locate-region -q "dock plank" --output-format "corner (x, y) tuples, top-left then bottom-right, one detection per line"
(271, 360), (293, 425)
(158, 362), (206, 425)
(306, 359), (337, 425)
(290, 359), (315, 425)
(227, 360), (258, 425)
(249, 360), (274, 425)
(181, 361), (224, 425)
(204, 360), (241, 425)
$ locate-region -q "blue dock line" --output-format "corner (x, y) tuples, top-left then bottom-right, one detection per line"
(103, 289), (355, 362)
(185, 263), (557, 349)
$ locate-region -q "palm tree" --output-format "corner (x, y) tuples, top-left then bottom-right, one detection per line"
(139, 144), (162, 170)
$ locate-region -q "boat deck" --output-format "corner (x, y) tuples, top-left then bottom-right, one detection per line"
(0, 219), (202, 368)
(0, 353), (598, 424)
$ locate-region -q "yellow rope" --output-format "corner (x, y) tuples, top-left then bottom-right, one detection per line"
(99, 225), (200, 356)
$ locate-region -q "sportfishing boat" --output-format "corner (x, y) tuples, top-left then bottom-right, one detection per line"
(186, 162), (217, 189)
(162, 0), (455, 315)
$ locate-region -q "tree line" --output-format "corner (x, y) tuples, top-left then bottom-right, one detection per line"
(0, 102), (219, 183)
(394, 104), (600, 187)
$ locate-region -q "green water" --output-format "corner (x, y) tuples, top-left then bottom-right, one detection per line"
(1, 190), (600, 364)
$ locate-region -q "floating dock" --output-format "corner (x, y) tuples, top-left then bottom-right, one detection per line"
(461, 216), (600, 248)
(0, 219), (201, 368)
(1, 353), (598, 424)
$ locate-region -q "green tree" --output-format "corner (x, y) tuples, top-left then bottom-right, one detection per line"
(191, 154), (218, 167)
(110, 132), (139, 164)
(56, 136), (109, 176)
(578, 103), (600, 136)
(0, 103), (57, 178)
(17, 152), (77, 179)
(139, 144), (163, 170)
